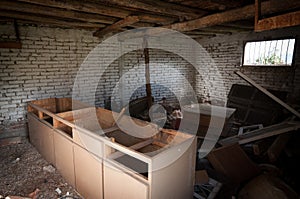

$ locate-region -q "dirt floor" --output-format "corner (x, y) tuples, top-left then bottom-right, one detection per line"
(0, 139), (83, 199)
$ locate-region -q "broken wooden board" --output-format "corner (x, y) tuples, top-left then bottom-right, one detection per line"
(207, 143), (260, 183)
(219, 121), (300, 146)
(267, 133), (292, 162)
(236, 71), (300, 118)
(195, 170), (209, 185)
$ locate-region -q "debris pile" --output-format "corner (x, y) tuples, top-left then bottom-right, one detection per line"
(194, 73), (300, 198)
(0, 140), (82, 199)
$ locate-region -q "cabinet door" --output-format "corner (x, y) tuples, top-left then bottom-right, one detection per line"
(28, 114), (41, 151)
(53, 130), (75, 187)
(104, 161), (148, 199)
(28, 114), (55, 165)
(74, 144), (103, 199)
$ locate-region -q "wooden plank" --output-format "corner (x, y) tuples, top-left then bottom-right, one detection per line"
(152, 140), (167, 148)
(164, 1), (300, 31)
(0, 41), (22, 49)
(93, 16), (139, 37)
(0, 10), (105, 29)
(28, 103), (75, 128)
(0, 0), (117, 24)
(254, 0), (261, 31)
(143, 38), (152, 108)
(160, 128), (192, 139)
(38, 111), (44, 119)
(103, 126), (120, 133)
(267, 133), (291, 162)
(164, 0), (300, 32)
(111, 107), (127, 126)
(207, 143), (260, 183)
(236, 71), (300, 118)
(108, 139), (154, 159)
(117, 0), (300, 39)
(17, 0), (176, 25)
(195, 170), (209, 185)
(0, 137), (23, 147)
(98, 0), (206, 19)
(256, 10), (300, 31)
(219, 121), (300, 146)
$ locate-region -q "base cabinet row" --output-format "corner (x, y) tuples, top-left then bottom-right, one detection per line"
(28, 113), (148, 199)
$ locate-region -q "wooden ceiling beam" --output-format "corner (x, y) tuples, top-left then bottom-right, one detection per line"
(0, 0), (118, 24)
(222, 20), (254, 29)
(192, 0), (245, 8)
(117, 0), (300, 40)
(16, 0), (176, 25)
(164, 0), (300, 32)
(255, 10), (300, 31)
(209, 25), (252, 32)
(0, 0), (156, 29)
(93, 16), (140, 38)
(97, 0), (207, 20)
(0, 10), (105, 29)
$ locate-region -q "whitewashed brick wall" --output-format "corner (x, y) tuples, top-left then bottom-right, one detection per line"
(196, 26), (300, 105)
(0, 23), (196, 137)
(1, 22), (299, 138)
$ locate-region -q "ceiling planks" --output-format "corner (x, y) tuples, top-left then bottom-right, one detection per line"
(163, 0), (300, 32)
(0, 0), (298, 39)
(96, 0), (207, 20)
(0, 10), (105, 29)
(93, 16), (140, 38)
(0, 0), (118, 24)
(16, 0), (177, 25)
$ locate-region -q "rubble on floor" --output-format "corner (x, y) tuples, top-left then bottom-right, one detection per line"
(0, 140), (82, 199)
(193, 77), (300, 198)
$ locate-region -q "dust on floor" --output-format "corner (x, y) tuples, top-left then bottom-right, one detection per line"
(0, 139), (82, 199)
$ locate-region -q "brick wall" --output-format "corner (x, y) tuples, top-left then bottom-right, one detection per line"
(99, 49), (196, 109)
(0, 23), (196, 138)
(1, 22), (299, 139)
(196, 26), (300, 105)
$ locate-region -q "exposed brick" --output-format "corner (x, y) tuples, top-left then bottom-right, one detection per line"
(1, 22), (299, 138)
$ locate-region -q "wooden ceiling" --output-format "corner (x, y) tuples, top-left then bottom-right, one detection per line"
(0, 0), (299, 39)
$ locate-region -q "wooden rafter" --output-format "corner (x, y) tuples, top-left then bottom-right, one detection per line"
(255, 0), (300, 31)
(93, 16), (140, 38)
(256, 10), (300, 31)
(16, 0), (176, 25)
(0, 1), (155, 29)
(0, 10), (105, 29)
(97, 0), (207, 20)
(117, 0), (300, 40)
(0, 0), (117, 24)
(164, 0), (300, 32)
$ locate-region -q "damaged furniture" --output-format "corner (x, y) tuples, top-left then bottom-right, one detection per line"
(27, 97), (197, 199)
(181, 103), (236, 137)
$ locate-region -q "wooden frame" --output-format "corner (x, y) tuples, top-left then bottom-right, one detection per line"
(255, 0), (300, 31)
(27, 97), (196, 199)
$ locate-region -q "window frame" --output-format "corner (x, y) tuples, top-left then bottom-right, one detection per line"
(241, 37), (297, 67)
